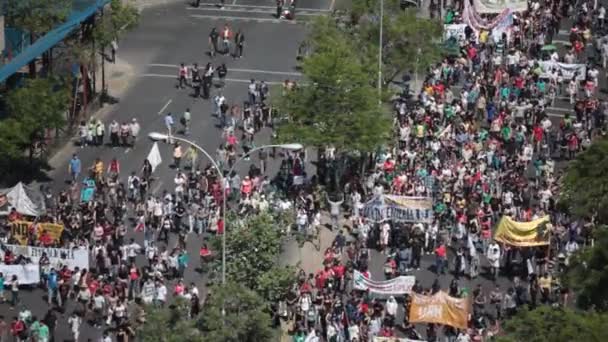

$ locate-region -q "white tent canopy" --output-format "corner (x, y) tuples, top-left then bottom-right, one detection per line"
(0, 182), (46, 217)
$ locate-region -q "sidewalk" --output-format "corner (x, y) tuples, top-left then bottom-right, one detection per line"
(47, 56), (136, 175)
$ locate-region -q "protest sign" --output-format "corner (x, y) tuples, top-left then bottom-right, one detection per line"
(363, 195), (433, 223)
(10, 221), (64, 245)
(408, 291), (470, 329)
(473, 0), (527, 13)
(494, 216), (552, 247)
(353, 270), (415, 295)
(538, 61), (586, 81)
(3, 244), (89, 270)
(444, 24), (467, 40)
(0, 264), (40, 285)
(374, 338), (427, 342)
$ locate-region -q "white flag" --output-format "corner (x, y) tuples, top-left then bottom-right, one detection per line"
(147, 142), (162, 172)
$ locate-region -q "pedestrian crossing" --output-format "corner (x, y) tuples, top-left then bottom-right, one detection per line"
(186, 3), (328, 23)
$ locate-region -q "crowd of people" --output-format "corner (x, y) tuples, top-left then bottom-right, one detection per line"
(276, 0), (608, 341)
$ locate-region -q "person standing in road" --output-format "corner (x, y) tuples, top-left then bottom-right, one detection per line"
(69, 154), (81, 182)
(234, 29), (245, 58)
(182, 108), (191, 135)
(178, 63), (188, 89)
(216, 63), (227, 87)
(130, 118), (140, 146)
(164, 112), (175, 143)
(276, 0), (284, 18)
(173, 143), (183, 169)
(67, 312), (81, 342)
(221, 24), (232, 55)
(208, 27), (219, 57)
(326, 194), (343, 231)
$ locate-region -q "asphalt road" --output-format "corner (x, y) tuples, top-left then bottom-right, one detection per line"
(4, 1), (328, 341)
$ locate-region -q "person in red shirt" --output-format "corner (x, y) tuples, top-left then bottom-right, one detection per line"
(10, 317), (25, 340)
(435, 243), (447, 275)
(332, 261), (346, 291)
(39, 230), (54, 247)
(7, 208), (22, 222)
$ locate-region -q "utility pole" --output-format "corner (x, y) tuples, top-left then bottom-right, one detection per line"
(377, 0), (383, 104)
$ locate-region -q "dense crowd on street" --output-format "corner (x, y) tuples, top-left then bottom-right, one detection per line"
(0, 0), (607, 341)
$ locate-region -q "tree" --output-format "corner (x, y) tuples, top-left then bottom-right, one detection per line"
(497, 306), (608, 342)
(6, 0), (71, 76)
(93, 0), (140, 48)
(140, 299), (204, 342)
(560, 138), (608, 224)
(210, 213), (295, 301)
(7, 77), (70, 136)
(562, 227), (608, 311)
(4, 77), (70, 161)
(197, 282), (276, 342)
(354, 5), (444, 84)
(276, 17), (391, 153)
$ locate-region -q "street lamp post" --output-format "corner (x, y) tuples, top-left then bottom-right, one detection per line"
(147, 132), (302, 285)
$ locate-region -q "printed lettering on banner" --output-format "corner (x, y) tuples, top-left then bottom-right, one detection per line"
(363, 195), (433, 223)
(538, 61), (586, 81)
(444, 24), (467, 40)
(10, 221), (64, 245)
(2, 244), (89, 270)
(353, 270), (415, 295)
(0, 264), (41, 285)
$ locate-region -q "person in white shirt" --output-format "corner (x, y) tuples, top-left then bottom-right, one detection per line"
(155, 281), (168, 307)
(68, 312), (82, 342)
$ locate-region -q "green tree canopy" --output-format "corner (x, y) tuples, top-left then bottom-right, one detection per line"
(562, 227), (608, 311)
(210, 213), (296, 302)
(6, 0), (71, 36)
(497, 306), (608, 342)
(276, 17), (392, 153)
(347, 1), (443, 84)
(93, 0), (140, 47)
(560, 137), (608, 223)
(197, 282), (276, 342)
(6, 77), (70, 139)
(139, 299), (204, 342)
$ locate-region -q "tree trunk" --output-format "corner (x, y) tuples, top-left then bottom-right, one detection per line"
(101, 46), (106, 102)
(28, 33), (36, 78)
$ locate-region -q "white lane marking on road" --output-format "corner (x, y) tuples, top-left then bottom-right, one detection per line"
(547, 107), (571, 113)
(142, 73), (284, 85)
(189, 3), (330, 11)
(189, 13), (299, 22)
(547, 112), (565, 118)
(148, 63), (301, 76)
(158, 99), (172, 115)
(186, 6), (320, 15)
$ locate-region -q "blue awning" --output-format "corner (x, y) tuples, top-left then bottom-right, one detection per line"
(0, 0), (110, 82)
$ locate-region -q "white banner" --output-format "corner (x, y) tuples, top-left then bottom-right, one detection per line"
(473, 0), (527, 13)
(353, 270), (415, 295)
(374, 338), (427, 342)
(0, 264), (40, 285)
(538, 61), (586, 81)
(2, 244), (89, 270)
(444, 24), (467, 41)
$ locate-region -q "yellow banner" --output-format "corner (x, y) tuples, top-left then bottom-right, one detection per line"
(408, 291), (470, 329)
(493, 216), (552, 247)
(11, 221), (64, 245)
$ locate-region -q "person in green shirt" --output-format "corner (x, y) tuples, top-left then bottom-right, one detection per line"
(38, 322), (50, 342)
(29, 318), (41, 341)
(501, 125), (512, 141)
